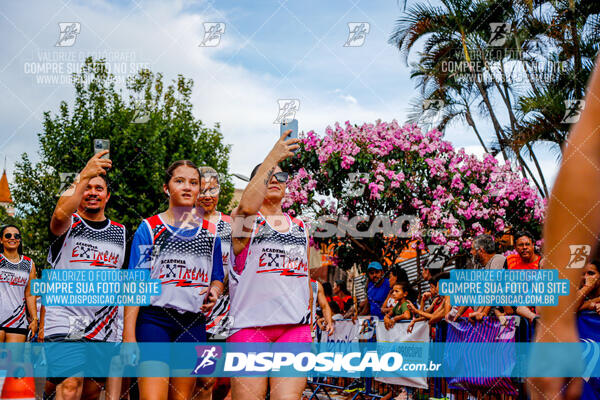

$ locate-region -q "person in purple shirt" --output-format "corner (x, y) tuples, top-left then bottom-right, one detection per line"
(359, 261), (390, 319)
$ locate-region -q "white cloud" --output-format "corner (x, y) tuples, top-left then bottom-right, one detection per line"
(0, 0), (559, 196)
(1, 0), (412, 184)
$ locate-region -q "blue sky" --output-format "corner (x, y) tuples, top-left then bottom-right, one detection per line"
(0, 0), (559, 189)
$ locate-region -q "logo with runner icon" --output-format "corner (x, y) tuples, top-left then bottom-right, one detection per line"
(192, 345), (222, 375)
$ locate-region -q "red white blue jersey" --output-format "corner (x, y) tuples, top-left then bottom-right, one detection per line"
(112, 306), (124, 343)
(206, 212), (232, 335)
(216, 212), (233, 277)
(0, 255), (33, 330)
(229, 213), (310, 330)
(143, 214), (218, 313)
(45, 213), (126, 341)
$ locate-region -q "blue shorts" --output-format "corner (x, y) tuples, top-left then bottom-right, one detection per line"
(44, 334), (115, 384)
(136, 306), (207, 363)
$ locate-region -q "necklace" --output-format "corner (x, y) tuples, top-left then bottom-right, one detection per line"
(3, 253), (20, 263)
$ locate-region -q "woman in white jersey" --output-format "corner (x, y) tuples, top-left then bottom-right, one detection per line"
(0, 224), (37, 343)
(124, 160), (224, 400)
(194, 166), (233, 400)
(229, 131), (311, 399)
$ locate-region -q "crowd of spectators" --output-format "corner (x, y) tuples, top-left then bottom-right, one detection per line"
(310, 230), (600, 399)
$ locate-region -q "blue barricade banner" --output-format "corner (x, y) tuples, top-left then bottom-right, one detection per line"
(0, 342), (597, 378)
(578, 311), (600, 400)
(444, 317), (518, 395)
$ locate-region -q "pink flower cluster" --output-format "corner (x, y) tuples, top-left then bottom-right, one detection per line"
(284, 121), (545, 256)
(282, 167), (317, 213)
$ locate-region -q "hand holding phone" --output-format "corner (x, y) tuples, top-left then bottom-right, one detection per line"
(94, 139), (110, 159)
(280, 119), (298, 153)
(280, 119), (298, 140)
(270, 121), (300, 163)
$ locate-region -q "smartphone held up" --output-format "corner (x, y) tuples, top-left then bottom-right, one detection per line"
(94, 139), (110, 159)
(280, 119), (298, 153)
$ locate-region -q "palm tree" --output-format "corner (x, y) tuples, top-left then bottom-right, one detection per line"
(511, 0), (600, 156)
(406, 58), (490, 153)
(389, 0), (548, 196)
(391, 0), (600, 197)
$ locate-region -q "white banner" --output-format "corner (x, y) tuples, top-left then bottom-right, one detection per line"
(319, 317), (379, 343)
(320, 319), (360, 343)
(375, 321), (430, 389)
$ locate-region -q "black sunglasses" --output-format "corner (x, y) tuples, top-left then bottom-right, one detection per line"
(273, 172), (289, 183)
(3, 233), (21, 240)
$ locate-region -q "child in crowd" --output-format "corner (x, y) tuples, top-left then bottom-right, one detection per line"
(384, 282), (411, 330)
(381, 292), (398, 316)
(381, 271), (399, 315)
(578, 261), (600, 312)
(407, 273), (447, 333)
(381, 281), (415, 400)
(319, 301), (344, 329)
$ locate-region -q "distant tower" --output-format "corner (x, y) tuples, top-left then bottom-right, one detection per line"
(0, 161), (15, 216)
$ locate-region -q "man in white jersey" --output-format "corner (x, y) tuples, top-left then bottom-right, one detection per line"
(41, 151), (126, 400)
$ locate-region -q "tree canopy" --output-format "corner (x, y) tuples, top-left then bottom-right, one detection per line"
(10, 58), (232, 266)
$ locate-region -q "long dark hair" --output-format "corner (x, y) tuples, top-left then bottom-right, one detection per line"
(0, 225), (23, 255)
(390, 265), (410, 283)
(390, 264), (418, 303)
(322, 282), (333, 299)
(335, 279), (351, 296)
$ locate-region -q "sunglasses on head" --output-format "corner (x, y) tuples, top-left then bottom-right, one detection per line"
(3, 233), (21, 240)
(273, 172), (289, 183)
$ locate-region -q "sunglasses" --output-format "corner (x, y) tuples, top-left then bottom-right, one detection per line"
(3, 233), (21, 240)
(199, 186), (220, 197)
(273, 172), (289, 183)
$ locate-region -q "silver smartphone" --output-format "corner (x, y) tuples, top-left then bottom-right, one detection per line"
(94, 139), (110, 159)
(280, 119), (298, 140)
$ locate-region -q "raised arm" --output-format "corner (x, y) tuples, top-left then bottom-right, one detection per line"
(231, 132), (299, 255)
(381, 292), (394, 314)
(429, 297), (451, 325)
(541, 55), (600, 333)
(50, 151), (112, 236)
(530, 55), (600, 400)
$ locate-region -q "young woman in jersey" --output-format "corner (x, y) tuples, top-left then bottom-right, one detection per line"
(228, 131), (311, 400)
(124, 160), (224, 400)
(0, 224), (37, 344)
(194, 166), (233, 400)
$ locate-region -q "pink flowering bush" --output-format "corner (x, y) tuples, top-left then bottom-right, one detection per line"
(282, 120), (545, 270)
